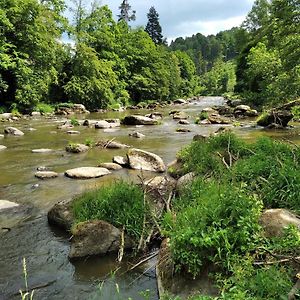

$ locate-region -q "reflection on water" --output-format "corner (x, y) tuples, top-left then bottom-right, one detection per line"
(0, 97), (299, 299)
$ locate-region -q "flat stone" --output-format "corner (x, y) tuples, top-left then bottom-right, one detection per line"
(98, 163), (123, 170)
(173, 112), (188, 120)
(0, 145), (7, 151)
(65, 167), (111, 179)
(95, 120), (120, 129)
(35, 171), (58, 179)
(4, 127), (24, 136)
(127, 148), (166, 172)
(32, 148), (53, 153)
(176, 128), (191, 133)
(96, 140), (129, 149)
(0, 200), (19, 211)
(31, 111), (41, 116)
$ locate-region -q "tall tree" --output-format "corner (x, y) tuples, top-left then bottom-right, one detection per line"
(145, 6), (164, 45)
(117, 0), (136, 23)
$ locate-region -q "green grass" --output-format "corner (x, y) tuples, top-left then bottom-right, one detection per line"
(72, 181), (147, 241)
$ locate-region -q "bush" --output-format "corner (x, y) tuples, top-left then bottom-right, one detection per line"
(163, 179), (263, 277)
(70, 117), (79, 126)
(72, 181), (147, 241)
(34, 102), (54, 114)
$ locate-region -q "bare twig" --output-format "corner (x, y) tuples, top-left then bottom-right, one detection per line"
(117, 227), (125, 263)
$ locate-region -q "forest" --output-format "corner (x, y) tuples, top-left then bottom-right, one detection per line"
(0, 0), (298, 113)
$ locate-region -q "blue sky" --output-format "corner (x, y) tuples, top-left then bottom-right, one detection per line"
(67, 0), (255, 41)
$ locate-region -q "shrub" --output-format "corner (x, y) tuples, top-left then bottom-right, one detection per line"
(199, 111), (209, 120)
(72, 181), (147, 241)
(163, 179), (263, 277)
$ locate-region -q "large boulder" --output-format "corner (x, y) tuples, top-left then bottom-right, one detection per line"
(127, 148), (166, 172)
(65, 167), (110, 179)
(69, 220), (133, 260)
(4, 127), (24, 136)
(122, 115), (159, 125)
(234, 105), (258, 117)
(48, 199), (74, 230)
(260, 209), (300, 237)
(55, 103), (89, 115)
(257, 110), (293, 127)
(207, 113), (231, 124)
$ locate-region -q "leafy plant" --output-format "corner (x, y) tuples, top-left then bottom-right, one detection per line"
(34, 103), (54, 114)
(70, 117), (79, 126)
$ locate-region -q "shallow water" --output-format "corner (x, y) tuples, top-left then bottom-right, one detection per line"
(0, 97), (299, 300)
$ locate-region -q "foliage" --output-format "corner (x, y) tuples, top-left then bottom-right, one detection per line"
(292, 105), (300, 120)
(72, 181), (147, 241)
(163, 179), (263, 277)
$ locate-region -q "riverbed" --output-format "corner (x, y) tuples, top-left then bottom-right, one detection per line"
(0, 97), (299, 300)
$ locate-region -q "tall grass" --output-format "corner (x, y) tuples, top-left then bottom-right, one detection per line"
(72, 181), (146, 241)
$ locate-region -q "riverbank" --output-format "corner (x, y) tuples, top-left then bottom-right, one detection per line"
(0, 97), (299, 299)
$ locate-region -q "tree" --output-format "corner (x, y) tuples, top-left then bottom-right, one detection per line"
(145, 6), (164, 45)
(118, 0), (136, 24)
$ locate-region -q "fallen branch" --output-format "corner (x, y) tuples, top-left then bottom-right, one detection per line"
(117, 226), (125, 263)
(130, 251), (158, 271)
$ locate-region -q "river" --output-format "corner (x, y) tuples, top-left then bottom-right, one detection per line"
(0, 97), (299, 300)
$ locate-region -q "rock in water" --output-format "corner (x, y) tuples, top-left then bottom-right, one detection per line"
(65, 167), (110, 179)
(66, 144), (89, 153)
(97, 163), (123, 170)
(35, 171), (58, 179)
(69, 220), (133, 259)
(112, 156), (129, 167)
(4, 127), (24, 136)
(127, 148), (166, 172)
(0, 145), (7, 151)
(129, 131), (145, 138)
(122, 115), (159, 125)
(32, 148), (53, 153)
(48, 199), (74, 230)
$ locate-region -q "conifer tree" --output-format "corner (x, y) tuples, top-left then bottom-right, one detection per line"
(145, 6), (164, 45)
(118, 0), (136, 23)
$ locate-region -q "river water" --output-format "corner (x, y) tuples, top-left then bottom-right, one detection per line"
(0, 97), (299, 300)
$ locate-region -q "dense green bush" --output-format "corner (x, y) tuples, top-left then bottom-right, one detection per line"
(163, 179), (262, 277)
(72, 181), (146, 241)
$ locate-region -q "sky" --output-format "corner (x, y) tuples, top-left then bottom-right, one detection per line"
(68, 0), (255, 42)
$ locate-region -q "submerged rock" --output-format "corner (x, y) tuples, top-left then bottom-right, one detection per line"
(69, 220), (133, 260)
(127, 148), (166, 172)
(32, 148), (53, 153)
(35, 171), (58, 179)
(260, 209), (300, 237)
(65, 167), (110, 179)
(129, 131), (145, 138)
(4, 127), (24, 136)
(122, 115), (159, 125)
(66, 130), (80, 135)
